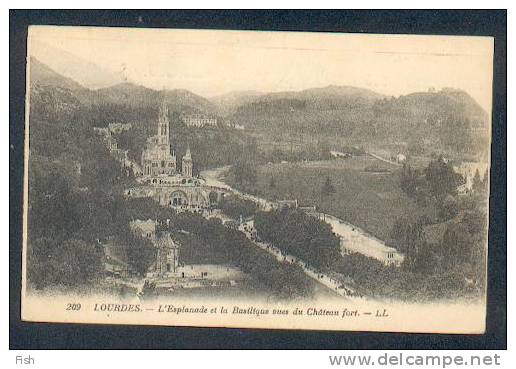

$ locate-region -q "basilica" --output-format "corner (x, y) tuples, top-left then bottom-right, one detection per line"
(125, 99), (228, 211)
(141, 100), (179, 177)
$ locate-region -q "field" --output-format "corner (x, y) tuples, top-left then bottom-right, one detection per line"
(226, 155), (437, 242)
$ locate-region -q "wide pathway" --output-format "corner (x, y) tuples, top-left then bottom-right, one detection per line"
(202, 168), (363, 299)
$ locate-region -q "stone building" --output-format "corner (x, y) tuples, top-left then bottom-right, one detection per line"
(141, 100), (177, 176)
(154, 232), (181, 275)
(181, 114), (218, 128)
(182, 144), (193, 178)
(129, 219), (181, 276)
(124, 97), (229, 211)
(129, 219), (157, 240)
(108, 122), (132, 134)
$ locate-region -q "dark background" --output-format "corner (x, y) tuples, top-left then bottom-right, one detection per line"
(9, 9), (507, 349)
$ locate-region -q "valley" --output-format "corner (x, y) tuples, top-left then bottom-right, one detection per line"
(25, 55), (489, 303)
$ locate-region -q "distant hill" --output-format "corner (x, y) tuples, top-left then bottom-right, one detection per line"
(228, 85), (489, 156)
(91, 82), (157, 107)
(367, 88), (490, 156)
(28, 57), (88, 122)
(29, 39), (125, 89)
(212, 86), (385, 118)
(370, 88), (489, 134)
(164, 89), (219, 115)
(228, 85), (386, 133)
(91, 83), (219, 115)
(29, 57), (219, 116)
(26, 58), (489, 157)
(259, 85), (386, 104)
(210, 90), (264, 116)
(392, 88), (488, 122)
(29, 57), (86, 91)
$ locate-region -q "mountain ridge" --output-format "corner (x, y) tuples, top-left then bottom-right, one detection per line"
(29, 39), (125, 89)
(28, 57), (489, 157)
(29, 57), (86, 91)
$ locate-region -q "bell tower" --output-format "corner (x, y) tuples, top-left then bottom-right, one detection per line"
(158, 99), (169, 145)
(182, 144), (193, 178)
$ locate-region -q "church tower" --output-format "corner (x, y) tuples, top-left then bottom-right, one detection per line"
(141, 95), (177, 176)
(182, 144), (193, 178)
(158, 99), (169, 145)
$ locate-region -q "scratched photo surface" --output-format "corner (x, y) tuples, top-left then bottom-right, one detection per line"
(21, 26), (493, 333)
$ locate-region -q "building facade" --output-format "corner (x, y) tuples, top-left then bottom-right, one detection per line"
(129, 219), (157, 240)
(128, 219), (181, 276)
(154, 232), (181, 275)
(181, 114), (218, 128)
(182, 144), (193, 178)
(141, 101), (177, 176)
(123, 97), (228, 211)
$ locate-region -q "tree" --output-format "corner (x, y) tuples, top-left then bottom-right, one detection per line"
(438, 195), (459, 221)
(472, 169), (483, 193)
(389, 217), (427, 272)
(120, 227), (156, 276)
(230, 159), (257, 187)
(219, 195), (257, 219)
(28, 158), (84, 240)
(321, 176), (336, 196)
(424, 156), (463, 199)
(440, 207), (487, 269)
(254, 209), (340, 269)
(401, 220), (427, 272)
(269, 176), (276, 189)
(27, 238), (104, 290)
(408, 138), (425, 156)
(482, 169), (489, 191)
(400, 164), (418, 196)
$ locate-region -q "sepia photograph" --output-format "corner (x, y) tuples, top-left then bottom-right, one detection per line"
(20, 25), (493, 333)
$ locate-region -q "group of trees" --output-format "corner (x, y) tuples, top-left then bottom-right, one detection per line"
(218, 195), (258, 220)
(472, 168), (489, 193)
(27, 85), (181, 290)
(364, 153), (490, 299)
(401, 157), (463, 201)
(441, 209), (487, 269)
(229, 159), (258, 188)
(169, 213), (315, 299)
(424, 158), (463, 199)
(389, 217), (431, 273)
(28, 160), (107, 289)
(321, 176), (336, 196)
(27, 237), (104, 291)
(28, 147), (166, 290)
(383, 194), (487, 299)
(334, 200), (487, 301)
(400, 157), (465, 222)
(254, 209), (341, 270)
(119, 230), (156, 276)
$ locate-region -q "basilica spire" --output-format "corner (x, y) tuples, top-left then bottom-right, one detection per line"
(158, 94), (169, 145)
(182, 142), (193, 178)
(141, 94), (177, 176)
(185, 143), (192, 159)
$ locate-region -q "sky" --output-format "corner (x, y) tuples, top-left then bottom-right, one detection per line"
(28, 26), (494, 111)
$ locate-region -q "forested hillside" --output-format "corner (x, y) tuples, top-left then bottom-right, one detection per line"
(226, 86), (489, 157)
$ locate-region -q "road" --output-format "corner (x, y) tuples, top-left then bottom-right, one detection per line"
(366, 152), (402, 167)
(201, 167), (364, 299)
(201, 166), (401, 263)
(239, 225), (361, 298)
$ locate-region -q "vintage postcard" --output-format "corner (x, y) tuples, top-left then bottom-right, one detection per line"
(21, 26), (493, 333)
